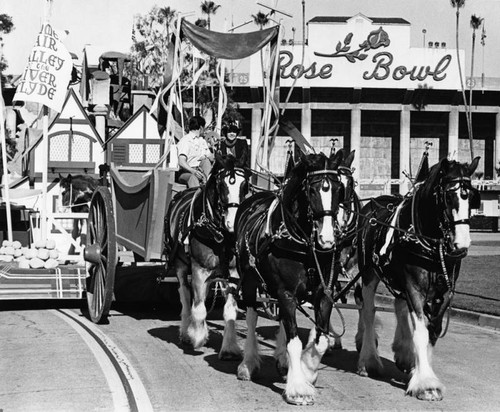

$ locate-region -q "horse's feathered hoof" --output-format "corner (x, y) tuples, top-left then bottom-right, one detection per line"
(282, 392), (314, 406)
(237, 363), (253, 381)
(357, 366), (369, 377)
(413, 388), (443, 401)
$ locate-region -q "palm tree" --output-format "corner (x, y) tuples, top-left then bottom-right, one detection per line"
(200, 1), (220, 31)
(195, 18), (208, 28)
(469, 14), (483, 147)
(158, 6), (177, 39)
(252, 11), (270, 29)
(450, 0), (473, 159)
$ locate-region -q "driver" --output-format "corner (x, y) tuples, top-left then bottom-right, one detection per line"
(177, 116), (214, 188)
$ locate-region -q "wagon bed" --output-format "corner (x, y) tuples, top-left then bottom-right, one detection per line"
(110, 165), (176, 261)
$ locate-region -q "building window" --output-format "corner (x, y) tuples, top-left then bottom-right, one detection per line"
(49, 131), (94, 162)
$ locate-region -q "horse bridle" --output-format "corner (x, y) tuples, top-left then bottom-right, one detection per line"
(435, 175), (476, 231)
(214, 167), (248, 210)
(304, 169), (344, 221)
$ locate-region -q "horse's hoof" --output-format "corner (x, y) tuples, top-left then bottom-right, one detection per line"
(237, 364), (252, 381)
(413, 388), (443, 401)
(219, 351), (243, 361)
(275, 360), (287, 382)
(357, 366), (369, 377)
(282, 392), (314, 406)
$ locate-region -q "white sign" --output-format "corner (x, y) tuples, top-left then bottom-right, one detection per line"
(250, 25), (464, 90)
(14, 23), (73, 113)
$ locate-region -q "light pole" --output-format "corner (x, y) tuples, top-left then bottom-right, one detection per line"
(422, 29), (427, 48)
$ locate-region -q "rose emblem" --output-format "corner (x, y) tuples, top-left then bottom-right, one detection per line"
(360, 27), (391, 51)
(314, 26), (391, 63)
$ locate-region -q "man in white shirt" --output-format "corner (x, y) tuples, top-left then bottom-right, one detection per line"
(177, 116), (214, 187)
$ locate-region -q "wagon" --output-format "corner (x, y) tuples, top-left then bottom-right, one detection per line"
(83, 164), (178, 323)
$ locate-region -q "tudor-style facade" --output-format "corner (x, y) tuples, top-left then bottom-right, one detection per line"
(105, 105), (164, 168)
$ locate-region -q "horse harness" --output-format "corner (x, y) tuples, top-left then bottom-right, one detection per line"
(179, 167), (247, 249)
(245, 167), (357, 303)
(361, 173), (477, 333)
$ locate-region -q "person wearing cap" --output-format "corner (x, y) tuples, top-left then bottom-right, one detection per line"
(177, 116), (214, 188)
(220, 122), (249, 167)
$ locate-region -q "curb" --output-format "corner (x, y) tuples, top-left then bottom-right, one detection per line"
(374, 294), (500, 331)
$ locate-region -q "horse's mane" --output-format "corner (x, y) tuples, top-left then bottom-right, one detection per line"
(209, 153), (247, 180)
(419, 158), (466, 201)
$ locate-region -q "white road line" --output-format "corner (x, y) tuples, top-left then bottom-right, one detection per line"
(52, 309), (154, 412)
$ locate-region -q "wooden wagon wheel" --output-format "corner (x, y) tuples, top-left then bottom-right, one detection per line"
(84, 186), (117, 323)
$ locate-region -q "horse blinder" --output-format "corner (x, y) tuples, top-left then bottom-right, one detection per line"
(216, 167), (248, 211)
(305, 170), (343, 217)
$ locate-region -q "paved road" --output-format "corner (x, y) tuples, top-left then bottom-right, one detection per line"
(1, 298), (500, 411)
(469, 232), (500, 256)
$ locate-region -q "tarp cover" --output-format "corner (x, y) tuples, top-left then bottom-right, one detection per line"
(181, 19), (279, 60)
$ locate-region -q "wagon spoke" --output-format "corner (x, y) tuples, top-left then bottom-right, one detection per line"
(88, 221), (96, 243)
(85, 186), (116, 324)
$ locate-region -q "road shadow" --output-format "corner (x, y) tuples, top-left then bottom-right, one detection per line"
(204, 352), (284, 396)
(320, 348), (408, 391)
(110, 301), (181, 321)
(0, 299), (85, 312)
(148, 325), (212, 356)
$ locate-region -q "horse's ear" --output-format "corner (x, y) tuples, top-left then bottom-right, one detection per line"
(329, 149), (344, 167)
(415, 154), (430, 182)
(343, 150), (355, 168)
(468, 156), (481, 176)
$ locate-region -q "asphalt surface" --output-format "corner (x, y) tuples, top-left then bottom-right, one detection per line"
(1, 297), (500, 411)
(0, 232), (498, 411)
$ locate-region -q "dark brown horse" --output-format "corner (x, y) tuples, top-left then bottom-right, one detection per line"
(355, 156), (480, 401)
(234, 151), (351, 406)
(165, 153), (251, 359)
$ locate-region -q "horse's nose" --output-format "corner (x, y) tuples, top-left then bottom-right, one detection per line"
(318, 233), (334, 249)
(225, 207), (237, 233)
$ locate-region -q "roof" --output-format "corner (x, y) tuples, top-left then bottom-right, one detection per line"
(308, 16), (410, 25)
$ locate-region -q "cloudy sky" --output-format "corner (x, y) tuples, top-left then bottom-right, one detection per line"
(2, 0), (499, 76)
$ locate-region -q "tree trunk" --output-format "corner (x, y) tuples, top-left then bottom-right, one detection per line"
(455, 9), (474, 160)
(470, 30), (476, 158)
